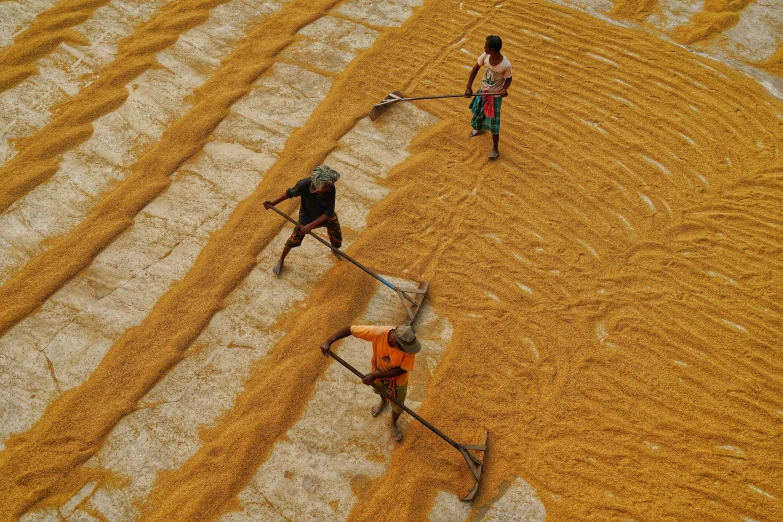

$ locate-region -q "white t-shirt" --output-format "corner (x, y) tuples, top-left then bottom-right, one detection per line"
(477, 53), (512, 93)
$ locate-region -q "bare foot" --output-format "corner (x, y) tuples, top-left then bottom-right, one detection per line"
(488, 149), (499, 159)
(470, 130), (482, 137)
(392, 424), (403, 442)
(272, 260), (283, 275)
(371, 400), (388, 417)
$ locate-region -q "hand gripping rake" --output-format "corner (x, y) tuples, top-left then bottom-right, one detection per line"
(326, 349), (488, 501)
(269, 206), (428, 325)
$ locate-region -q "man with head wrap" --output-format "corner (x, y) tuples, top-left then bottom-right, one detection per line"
(264, 166), (342, 275)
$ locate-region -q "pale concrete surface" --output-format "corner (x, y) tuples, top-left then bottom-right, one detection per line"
(0, 60), (327, 448)
(0, 0), (287, 285)
(429, 491), (473, 522)
(0, 0), (59, 50)
(711, 0), (783, 62)
(219, 291), (451, 522)
(5, 0), (783, 521)
(280, 16), (378, 73)
(0, 0), (168, 167)
(0, 0), (421, 450)
(548, 0), (613, 16)
(336, 0), (424, 27)
(51, 103), (435, 522)
(647, 0), (705, 33)
(10, 1), (435, 520)
(481, 478), (546, 522)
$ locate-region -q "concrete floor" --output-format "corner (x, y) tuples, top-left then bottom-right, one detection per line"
(2, 0), (782, 520)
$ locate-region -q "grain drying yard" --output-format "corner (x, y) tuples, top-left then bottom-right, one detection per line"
(1, 0), (782, 520)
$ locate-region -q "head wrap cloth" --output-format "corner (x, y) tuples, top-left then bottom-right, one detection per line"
(311, 166), (340, 190)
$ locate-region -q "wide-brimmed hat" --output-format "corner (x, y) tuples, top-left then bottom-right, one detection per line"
(394, 324), (421, 354)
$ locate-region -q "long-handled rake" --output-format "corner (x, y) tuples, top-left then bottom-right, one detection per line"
(326, 348), (488, 501)
(268, 206), (428, 325)
(369, 91), (496, 121)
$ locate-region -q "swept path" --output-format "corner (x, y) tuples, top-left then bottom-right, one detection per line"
(0, 0), (236, 213)
(0, 0), (112, 92)
(0, 1), (345, 519)
(142, 105), (436, 522)
(429, 477), (546, 521)
(0, 0), (169, 168)
(217, 288), (452, 522)
(0, 0), (287, 286)
(0, 0), (338, 338)
(0, 1), (59, 52)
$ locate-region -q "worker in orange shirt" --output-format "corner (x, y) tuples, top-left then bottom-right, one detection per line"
(321, 324), (421, 442)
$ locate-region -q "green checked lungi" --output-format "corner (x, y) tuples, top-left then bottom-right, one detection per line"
(373, 380), (408, 415)
(469, 92), (502, 134)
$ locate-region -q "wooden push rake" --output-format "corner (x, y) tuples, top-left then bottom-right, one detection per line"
(326, 349), (488, 501)
(269, 206), (428, 325)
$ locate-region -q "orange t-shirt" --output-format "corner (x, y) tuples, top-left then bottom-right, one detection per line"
(350, 325), (415, 386)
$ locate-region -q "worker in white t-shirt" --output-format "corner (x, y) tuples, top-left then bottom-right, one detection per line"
(465, 35), (513, 159)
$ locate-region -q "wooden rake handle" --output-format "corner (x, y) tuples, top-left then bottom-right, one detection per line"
(326, 349), (461, 450)
(376, 92), (496, 106)
(267, 205), (419, 307)
(325, 349), (486, 500)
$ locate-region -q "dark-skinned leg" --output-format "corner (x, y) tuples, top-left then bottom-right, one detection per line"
(489, 133), (499, 159)
(372, 396), (388, 417)
(275, 226), (305, 275)
(391, 411), (402, 442)
(273, 245), (292, 275)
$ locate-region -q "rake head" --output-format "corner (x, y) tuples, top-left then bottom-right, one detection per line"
(369, 91), (404, 121)
(457, 429), (488, 501)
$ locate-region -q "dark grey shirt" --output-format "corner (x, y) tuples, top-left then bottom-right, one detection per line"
(286, 177), (336, 225)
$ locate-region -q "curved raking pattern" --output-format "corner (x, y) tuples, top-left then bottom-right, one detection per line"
(1, 0), (783, 521)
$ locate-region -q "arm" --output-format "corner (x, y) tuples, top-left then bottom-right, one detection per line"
(320, 326), (352, 356)
(499, 77), (513, 98)
(300, 213), (329, 235)
(361, 367), (406, 386)
(263, 192), (290, 210)
(465, 63), (481, 97)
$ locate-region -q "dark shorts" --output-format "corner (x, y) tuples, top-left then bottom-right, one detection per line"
(285, 214), (342, 249)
